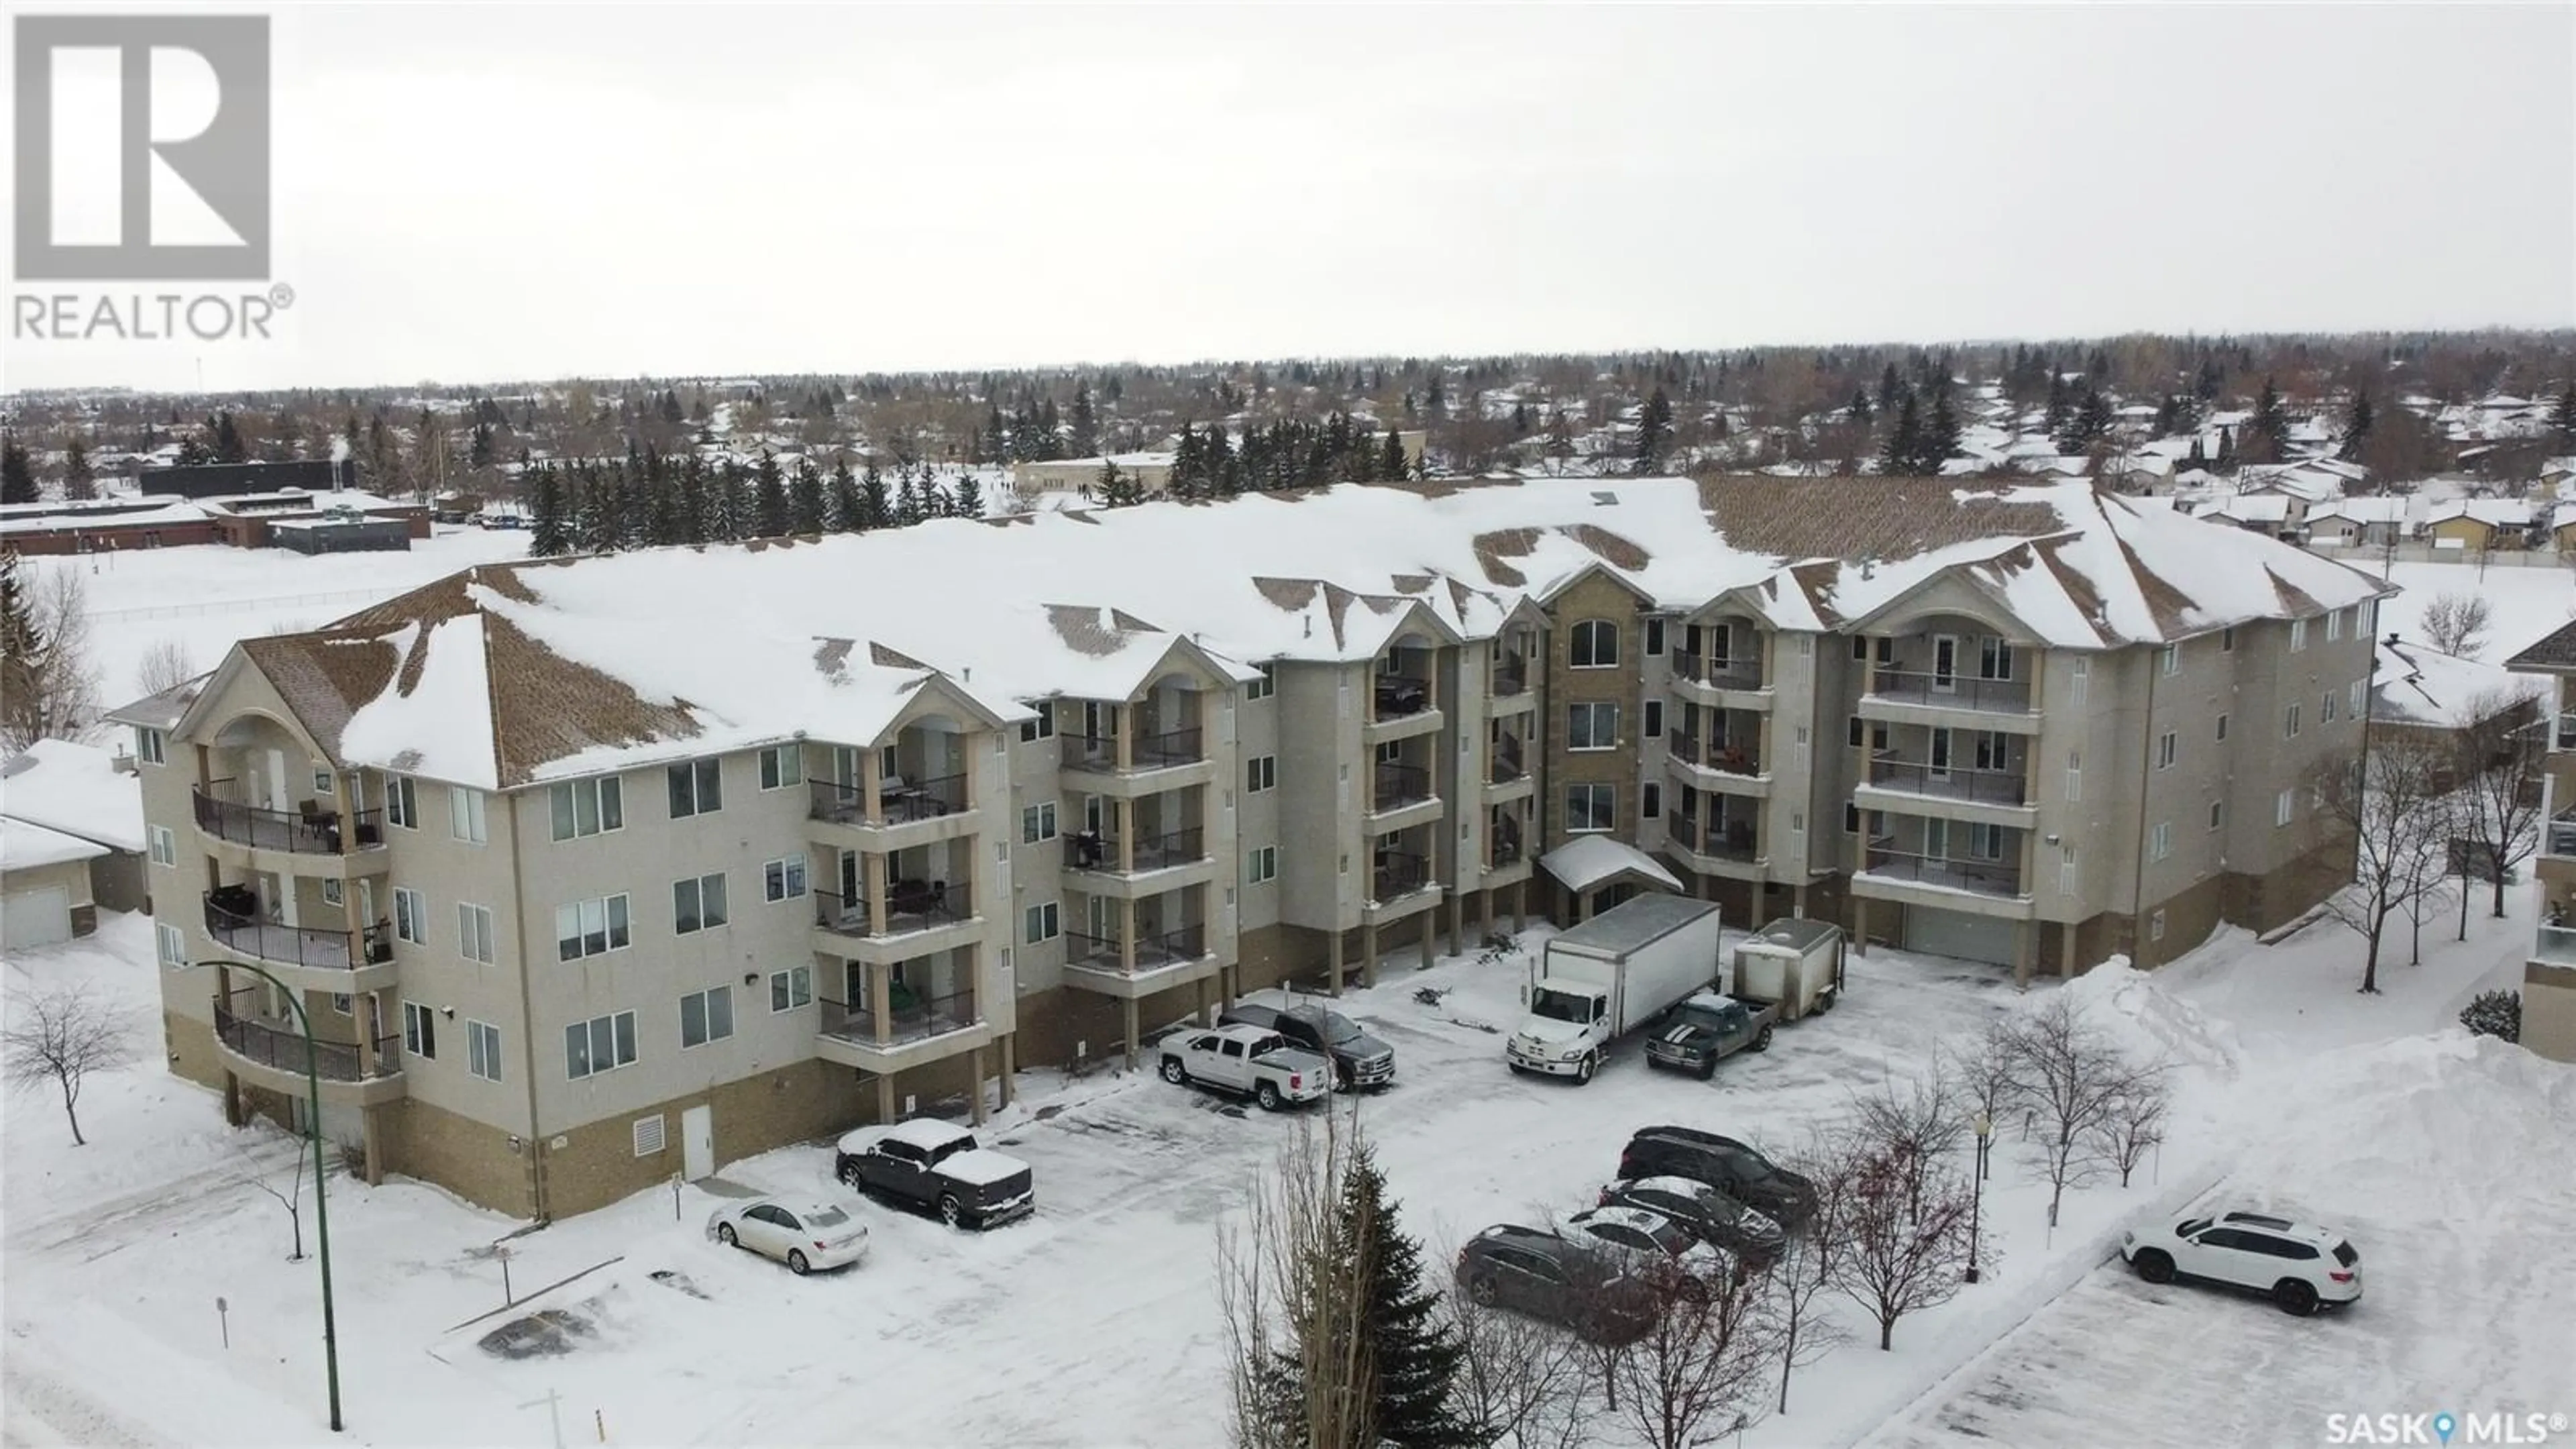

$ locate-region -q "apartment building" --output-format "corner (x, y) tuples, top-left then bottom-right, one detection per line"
(2504, 622), (2576, 1063)
(117, 474), (2385, 1220)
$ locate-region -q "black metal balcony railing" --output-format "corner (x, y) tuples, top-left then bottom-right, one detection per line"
(1493, 653), (1529, 696)
(2557, 714), (2576, 751)
(213, 989), (402, 1083)
(1374, 674), (1432, 720)
(1671, 734), (1761, 775)
(1867, 757), (2030, 806)
(1490, 738), (1526, 784)
(819, 988), (979, 1048)
(1862, 846), (2025, 898)
(193, 784), (382, 854)
(2546, 808), (2576, 859)
(1490, 829), (1525, 867)
(1063, 828), (1206, 873)
(1673, 655), (1764, 690)
(1063, 926), (1210, 974)
(813, 881), (972, 938)
(1373, 762), (1433, 812)
(808, 773), (965, 826)
(1373, 850), (1430, 901)
(1668, 813), (1759, 862)
(203, 895), (392, 971)
(1061, 727), (1204, 771)
(1869, 669), (2033, 713)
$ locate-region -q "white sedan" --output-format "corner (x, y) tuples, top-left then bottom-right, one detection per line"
(707, 1197), (869, 1275)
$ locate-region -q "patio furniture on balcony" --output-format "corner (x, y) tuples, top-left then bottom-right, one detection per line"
(193, 783), (381, 854)
(202, 894), (393, 971)
(1374, 674), (1432, 720)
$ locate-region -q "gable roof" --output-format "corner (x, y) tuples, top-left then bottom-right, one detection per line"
(2506, 619), (2576, 674)
(2370, 637), (2536, 727)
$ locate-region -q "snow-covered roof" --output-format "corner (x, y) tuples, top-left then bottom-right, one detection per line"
(2370, 638), (2536, 727)
(0, 816), (110, 872)
(2426, 499), (2534, 528)
(0, 739), (146, 853)
(1540, 835), (1684, 894)
(0, 498), (209, 536)
(104, 676), (207, 732)
(167, 476), (2394, 790)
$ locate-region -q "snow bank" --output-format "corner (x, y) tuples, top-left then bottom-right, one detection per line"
(2051, 955), (2241, 1079)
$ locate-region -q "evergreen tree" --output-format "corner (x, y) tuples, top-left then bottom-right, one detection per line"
(2186, 435), (2207, 468)
(953, 470), (984, 519)
(1633, 387), (1675, 472)
(2215, 424), (2238, 472)
(986, 402), (1010, 461)
(527, 465), (571, 556)
(753, 451), (790, 536)
(661, 390), (685, 425)
(1878, 362), (1903, 413)
(2552, 384), (2576, 442)
(1069, 381), (1099, 457)
(1097, 459), (1144, 507)
(789, 456), (828, 534)
(59, 437), (95, 500)
(859, 460), (892, 530)
(213, 411), (248, 464)
(0, 434), (37, 504)
(2196, 356), (2225, 401)
(2153, 394), (2182, 435)
(1038, 398), (1063, 458)
(469, 421), (496, 470)
(1381, 429), (1409, 481)
(1926, 386), (1962, 468)
(175, 433), (213, 466)
(1340, 1148), (1470, 1449)
(2251, 375), (2290, 458)
(2342, 390), (2375, 459)
(2057, 385), (2112, 453)
(1879, 391), (1925, 476)
(2043, 374), (2070, 437)
(1511, 400), (1532, 434)
(895, 470), (922, 525)
(1849, 390), (1873, 424)
(828, 458), (863, 531)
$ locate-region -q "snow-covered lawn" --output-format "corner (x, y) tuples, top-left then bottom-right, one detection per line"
(5, 896), (2565, 1448)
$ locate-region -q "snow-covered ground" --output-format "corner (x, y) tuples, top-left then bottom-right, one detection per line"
(2369, 559), (2575, 663)
(6, 888), (2565, 1448)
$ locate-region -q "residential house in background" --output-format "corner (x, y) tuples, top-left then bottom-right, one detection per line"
(0, 739), (150, 947)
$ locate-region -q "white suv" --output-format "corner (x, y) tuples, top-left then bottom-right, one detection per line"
(2121, 1210), (2361, 1315)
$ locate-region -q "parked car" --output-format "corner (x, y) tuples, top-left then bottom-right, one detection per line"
(1453, 1224), (1656, 1344)
(2121, 1210), (2362, 1316)
(1617, 1126), (1819, 1233)
(1159, 1023), (1333, 1110)
(706, 1197), (869, 1275)
(1642, 991), (1776, 1079)
(1561, 1205), (1730, 1299)
(1220, 1000), (1395, 1090)
(1599, 1175), (1786, 1271)
(835, 1119), (1035, 1229)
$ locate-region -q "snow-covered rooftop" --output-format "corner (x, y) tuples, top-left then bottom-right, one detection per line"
(180, 476), (2394, 790)
(0, 816), (111, 872)
(1540, 835), (1685, 895)
(0, 739), (147, 854)
(2370, 637), (2538, 727)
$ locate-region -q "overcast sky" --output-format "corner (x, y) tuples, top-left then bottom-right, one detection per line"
(9, 2), (2573, 393)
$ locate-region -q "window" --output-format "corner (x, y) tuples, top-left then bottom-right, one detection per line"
(1979, 636), (2015, 681)
(2069, 656), (2088, 706)
(1844, 803), (1861, 834)
(759, 745), (802, 790)
(2159, 643), (2180, 676)
(1568, 702), (1619, 751)
(2216, 712), (2230, 742)
(667, 758), (722, 818)
(402, 1001), (437, 1059)
(1851, 636), (1869, 661)
(1018, 708), (1056, 741)
(2321, 690), (2339, 724)
(555, 894), (631, 960)
(1246, 847), (1278, 885)
(2065, 748), (2083, 802)
(769, 966), (811, 1011)
(1566, 784), (1615, 833)
(445, 785), (486, 844)
(672, 873), (727, 934)
(155, 922), (186, 967)
(2157, 731), (2178, 770)
(1024, 902), (1061, 943)
(2209, 800), (2225, 831)
(1642, 782), (1662, 819)
(387, 775), (419, 830)
(1569, 620), (1619, 669)
(148, 825), (176, 866)
(394, 887), (428, 946)
(1643, 619), (1666, 657)
(763, 855), (808, 902)
(467, 1020), (502, 1082)
(633, 1115), (667, 1157)
(1247, 754), (1277, 793)
(2275, 789), (2295, 828)
(321, 877), (343, 906)
(2150, 821), (2173, 861)
(1246, 663), (1277, 700)
(331, 992), (352, 1016)
(549, 777), (623, 840)
(458, 903), (496, 964)
(564, 1011), (638, 1078)
(133, 726), (166, 765)
(2220, 625), (2236, 652)
(680, 986), (736, 1049)
(2290, 618), (2308, 652)
(2284, 703), (2302, 739)
(1847, 716), (1866, 748)
(1022, 803), (1058, 843)
(315, 769), (335, 796)
(1642, 700), (1663, 739)
(2327, 608), (2343, 641)
(2150, 910), (2167, 943)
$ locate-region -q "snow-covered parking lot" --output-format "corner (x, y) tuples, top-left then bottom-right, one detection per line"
(5, 897), (2567, 1448)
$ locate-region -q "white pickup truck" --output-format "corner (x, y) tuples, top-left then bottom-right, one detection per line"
(1159, 1023), (1334, 1110)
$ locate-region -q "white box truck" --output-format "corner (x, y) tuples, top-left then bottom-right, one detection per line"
(1729, 918), (1845, 1022)
(1507, 894), (1723, 1085)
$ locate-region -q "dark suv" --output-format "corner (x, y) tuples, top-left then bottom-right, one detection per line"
(1617, 1126), (1817, 1233)
(1454, 1224), (1656, 1344)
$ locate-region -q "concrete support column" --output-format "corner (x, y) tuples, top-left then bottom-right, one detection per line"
(1479, 886), (1495, 940)
(359, 1106), (384, 1185)
(1360, 922), (1379, 990)
(2012, 920), (2036, 988)
(1117, 798), (1134, 873)
(861, 748), (884, 824)
(1120, 898), (1137, 977)
(1195, 975), (1213, 1027)
(1220, 965), (1237, 1014)
(1853, 896), (1872, 957)
(1421, 911), (1437, 971)
(1121, 996), (1140, 1072)
(998, 1034), (1017, 1108)
(1329, 930), (1346, 996)
(1514, 877), (1527, 934)
(865, 851), (888, 937)
(1446, 892), (1464, 960)
(1116, 704), (1134, 769)
(2061, 920), (2079, 979)
(870, 965), (894, 1046)
(355, 993), (377, 1078)
(875, 1072), (897, 1124)
(1792, 883), (1809, 919)
(969, 1046), (989, 1125)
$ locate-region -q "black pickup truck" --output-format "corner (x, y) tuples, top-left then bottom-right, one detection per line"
(835, 1118), (1034, 1229)
(1219, 1000), (1396, 1090)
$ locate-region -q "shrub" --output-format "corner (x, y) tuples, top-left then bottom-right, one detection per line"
(2459, 989), (2521, 1044)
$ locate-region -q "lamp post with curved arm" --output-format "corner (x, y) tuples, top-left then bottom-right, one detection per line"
(224, 961), (345, 1432)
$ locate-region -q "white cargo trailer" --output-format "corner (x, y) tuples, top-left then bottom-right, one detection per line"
(1506, 895), (1723, 1084)
(1729, 917), (1845, 1022)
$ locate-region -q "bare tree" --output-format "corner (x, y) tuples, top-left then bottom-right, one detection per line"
(1849, 1062), (1966, 1222)
(1446, 1281), (1594, 1449)
(248, 1136), (311, 1260)
(1947, 1017), (2029, 1183)
(2090, 1066), (2172, 1188)
(1611, 1273), (1782, 1449)
(2015, 994), (2137, 1224)
(2449, 685), (2551, 919)
(1216, 1108), (1371, 1449)
(1829, 1148), (1982, 1350)
(2, 981), (129, 1145)
(1770, 1143), (1854, 1416)
(133, 637), (198, 698)
(2399, 787), (2459, 967)
(2312, 739), (2452, 994)
(2417, 592), (2493, 657)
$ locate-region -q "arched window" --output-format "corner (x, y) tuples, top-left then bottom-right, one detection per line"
(1569, 619), (1619, 669)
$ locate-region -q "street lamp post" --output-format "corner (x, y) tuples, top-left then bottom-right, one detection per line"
(229, 962), (346, 1432)
(1966, 1111), (1992, 1284)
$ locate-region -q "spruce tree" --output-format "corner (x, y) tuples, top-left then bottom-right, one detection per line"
(1927, 386), (1962, 468)
(62, 438), (96, 500)
(789, 456), (827, 534)
(1381, 429), (1409, 481)
(754, 451), (790, 536)
(828, 458), (863, 531)
(953, 471), (984, 518)
(1849, 390), (1873, 424)
(895, 470), (922, 525)
(1069, 382), (1099, 457)
(2553, 383), (2576, 441)
(1341, 1147), (1470, 1448)
(859, 461), (892, 530)
(213, 411), (248, 464)
(527, 465), (571, 556)
(0, 433), (37, 504)
(1879, 391), (1923, 476)
(2343, 390), (2375, 459)
(1633, 387), (1675, 473)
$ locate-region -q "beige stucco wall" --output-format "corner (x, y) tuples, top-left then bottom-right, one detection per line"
(2523, 962), (2576, 1064)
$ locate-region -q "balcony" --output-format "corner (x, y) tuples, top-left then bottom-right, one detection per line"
(1866, 670), (2034, 715)
(2536, 923), (2576, 965)
(1673, 653), (1765, 692)
(808, 773), (966, 828)
(1864, 757), (2032, 809)
(1489, 822), (1529, 873)
(1493, 653), (1529, 697)
(1668, 812), (1760, 865)
(1063, 727), (1203, 771)
(1670, 733), (1763, 777)
(1063, 926), (1218, 995)
(815, 985), (989, 1072)
(193, 784), (384, 859)
(2548, 809), (2576, 859)
(1373, 674), (1433, 720)
(1064, 827), (1206, 874)
(2558, 714), (2576, 752)
(811, 882), (977, 955)
(1371, 849), (1434, 906)
(1489, 736), (1527, 785)
(1859, 845), (2027, 900)
(1373, 761), (1433, 810)
(212, 988), (407, 1105)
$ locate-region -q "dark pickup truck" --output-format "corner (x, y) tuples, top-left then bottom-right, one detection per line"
(1219, 1000), (1395, 1090)
(835, 1118), (1034, 1229)
(1643, 991), (1776, 1079)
